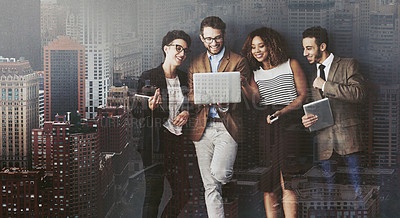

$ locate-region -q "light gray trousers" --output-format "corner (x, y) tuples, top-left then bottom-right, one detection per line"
(193, 122), (238, 218)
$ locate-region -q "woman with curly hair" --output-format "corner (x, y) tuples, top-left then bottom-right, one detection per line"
(241, 27), (307, 217)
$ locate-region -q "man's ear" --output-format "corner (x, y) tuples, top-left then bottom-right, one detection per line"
(320, 43), (327, 52)
(199, 34), (204, 42)
(163, 45), (168, 54)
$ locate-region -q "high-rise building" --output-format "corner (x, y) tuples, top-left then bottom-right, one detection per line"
(286, 0), (335, 61)
(336, 167), (396, 200)
(43, 36), (85, 121)
(69, 124), (99, 217)
(66, 0), (113, 119)
(370, 85), (400, 168)
(40, 1), (67, 48)
(37, 72), (45, 128)
(113, 35), (143, 81)
(0, 58), (39, 169)
(109, 0), (142, 81)
(107, 86), (140, 144)
(137, 0), (183, 71)
(32, 117), (98, 217)
(98, 144), (140, 217)
(331, 1), (361, 59)
(297, 183), (380, 217)
(0, 0), (41, 71)
(0, 168), (50, 218)
(239, 0), (287, 36)
(367, 4), (400, 84)
(296, 166), (381, 217)
(97, 106), (127, 153)
(32, 121), (71, 215)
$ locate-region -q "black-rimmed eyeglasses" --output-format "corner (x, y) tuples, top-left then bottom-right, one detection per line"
(167, 44), (191, 54)
(202, 35), (224, 44)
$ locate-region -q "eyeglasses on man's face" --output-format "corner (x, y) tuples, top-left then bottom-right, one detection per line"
(167, 44), (191, 54)
(202, 35), (224, 44)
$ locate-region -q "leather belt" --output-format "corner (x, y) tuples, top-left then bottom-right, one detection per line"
(207, 117), (223, 122)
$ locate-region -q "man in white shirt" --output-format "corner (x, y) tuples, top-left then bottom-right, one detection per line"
(301, 26), (366, 200)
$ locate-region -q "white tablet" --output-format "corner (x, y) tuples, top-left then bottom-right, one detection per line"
(193, 71), (241, 104)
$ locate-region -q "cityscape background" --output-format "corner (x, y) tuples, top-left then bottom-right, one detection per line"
(0, 0), (399, 217)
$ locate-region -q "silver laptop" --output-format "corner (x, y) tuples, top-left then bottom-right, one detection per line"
(193, 71), (241, 104)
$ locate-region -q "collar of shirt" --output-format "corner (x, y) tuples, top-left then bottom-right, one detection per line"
(316, 53), (334, 79)
(207, 46), (225, 73)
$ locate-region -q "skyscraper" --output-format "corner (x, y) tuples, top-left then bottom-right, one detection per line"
(32, 117), (99, 217)
(66, 0), (113, 119)
(0, 0), (41, 71)
(43, 36), (85, 121)
(367, 4), (400, 84)
(109, 0), (142, 81)
(40, 1), (67, 48)
(113, 35), (143, 81)
(97, 106), (127, 153)
(0, 58), (39, 169)
(331, 1), (360, 59)
(0, 168), (49, 217)
(370, 85), (400, 169)
(137, 0), (183, 71)
(286, 0), (335, 60)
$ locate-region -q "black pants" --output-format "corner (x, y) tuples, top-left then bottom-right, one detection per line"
(142, 128), (190, 218)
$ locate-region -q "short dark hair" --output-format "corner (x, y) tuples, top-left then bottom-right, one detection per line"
(302, 26), (329, 51)
(241, 27), (289, 71)
(200, 16), (226, 35)
(162, 30), (191, 56)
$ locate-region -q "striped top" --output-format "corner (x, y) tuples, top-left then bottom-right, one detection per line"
(254, 59), (297, 106)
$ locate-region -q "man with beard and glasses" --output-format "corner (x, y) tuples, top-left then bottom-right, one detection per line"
(301, 26), (366, 201)
(187, 16), (252, 218)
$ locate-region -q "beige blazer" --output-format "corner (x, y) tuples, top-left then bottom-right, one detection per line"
(187, 48), (251, 143)
(309, 56), (366, 160)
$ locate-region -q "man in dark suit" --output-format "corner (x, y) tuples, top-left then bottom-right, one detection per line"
(187, 16), (251, 218)
(301, 26), (366, 199)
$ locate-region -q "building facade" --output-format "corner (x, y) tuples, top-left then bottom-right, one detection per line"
(97, 106), (127, 153)
(66, 0), (113, 119)
(43, 36), (85, 121)
(0, 168), (51, 218)
(0, 58), (39, 169)
(31, 118), (98, 217)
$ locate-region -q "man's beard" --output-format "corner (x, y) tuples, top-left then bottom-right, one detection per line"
(315, 47), (323, 63)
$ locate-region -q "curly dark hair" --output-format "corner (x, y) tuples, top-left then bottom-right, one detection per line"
(241, 27), (289, 71)
(200, 16), (226, 35)
(162, 30), (191, 56)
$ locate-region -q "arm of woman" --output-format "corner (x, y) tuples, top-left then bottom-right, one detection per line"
(148, 88), (162, 111)
(241, 73), (260, 104)
(267, 59), (307, 123)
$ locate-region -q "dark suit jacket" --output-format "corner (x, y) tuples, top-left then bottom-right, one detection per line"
(138, 64), (189, 121)
(309, 56), (366, 160)
(187, 48), (251, 143)
(136, 64), (189, 165)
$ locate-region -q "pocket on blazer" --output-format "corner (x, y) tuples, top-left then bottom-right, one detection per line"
(339, 118), (361, 128)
